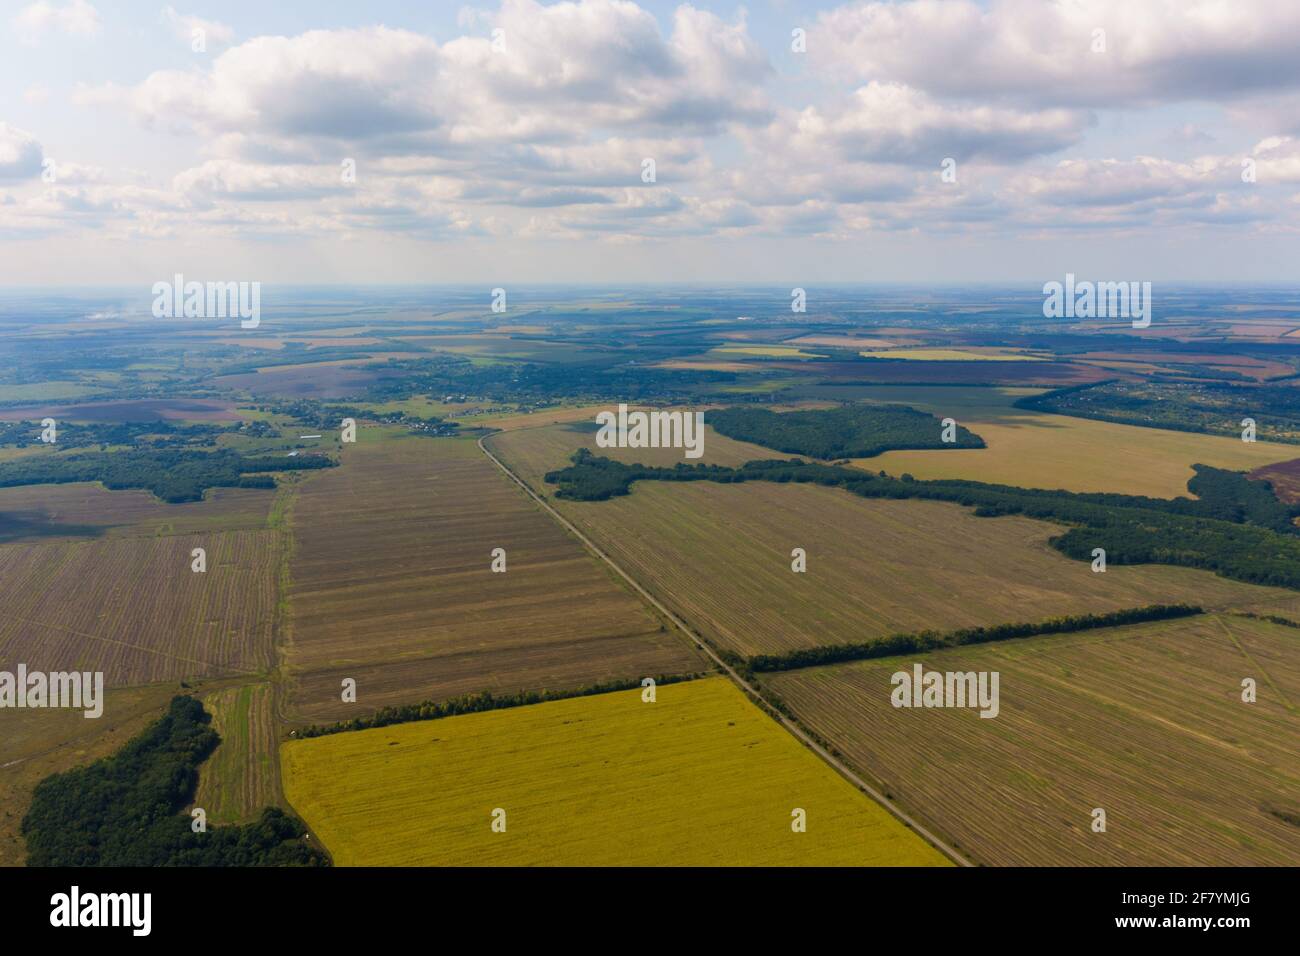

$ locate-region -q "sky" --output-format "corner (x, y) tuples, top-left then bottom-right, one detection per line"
(2, 0), (1300, 286)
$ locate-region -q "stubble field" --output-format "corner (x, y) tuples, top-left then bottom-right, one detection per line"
(764, 614), (1300, 866)
(282, 433), (704, 723)
(487, 424), (1294, 658)
(838, 387), (1296, 497)
(0, 529), (281, 684)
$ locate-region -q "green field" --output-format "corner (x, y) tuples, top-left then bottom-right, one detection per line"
(0, 382), (108, 402)
(194, 682), (281, 825)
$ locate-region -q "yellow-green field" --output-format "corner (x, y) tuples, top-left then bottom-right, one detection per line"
(281, 677), (950, 866)
(867, 413), (1296, 497)
(0, 382), (107, 402)
(712, 345), (826, 359)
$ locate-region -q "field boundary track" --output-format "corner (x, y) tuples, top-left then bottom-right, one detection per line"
(478, 432), (972, 867)
(0, 611), (265, 678)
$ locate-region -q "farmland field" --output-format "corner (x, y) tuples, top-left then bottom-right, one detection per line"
(194, 682), (282, 825)
(488, 424), (1294, 657)
(785, 335), (913, 349)
(281, 676), (950, 866)
(764, 614), (1300, 866)
(0, 399), (241, 423)
(6, 277), (1300, 874)
(864, 412), (1296, 497)
(0, 529), (281, 684)
(282, 434), (704, 722)
(769, 359), (1109, 386)
(826, 386), (1298, 497)
(859, 348), (1042, 361)
(214, 364), (394, 399)
(0, 482), (276, 540)
(713, 345), (826, 358)
(1250, 457), (1300, 505)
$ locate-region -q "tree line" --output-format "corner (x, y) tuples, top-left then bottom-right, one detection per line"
(0, 419), (228, 450)
(545, 451), (1300, 589)
(708, 404), (985, 459)
(736, 604), (1204, 674)
(295, 672), (705, 738)
(0, 447), (336, 502)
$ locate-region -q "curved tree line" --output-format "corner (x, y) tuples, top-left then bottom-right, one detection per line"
(545, 450), (1300, 590)
(22, 696), (328, 867)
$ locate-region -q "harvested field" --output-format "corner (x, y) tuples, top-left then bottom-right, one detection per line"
(765, 614), (1300, 866)
(0, 530), (280, 684)
(858, 348), (1042, 362)
(1233, 596), (1300, 626)
(0, 399), (239, 423)
(194, 682), (281, 825)
(0, 683), (177, 866)
(1250, 457), (1300, 504)
(650, 359), (758, 372)
(281, 676), (949, 866)
(469, 404), (608, 432)
(1073, 351), (1294, 381)
(488, 425), (1294, 658)
(0, 482), (276, 542)
(855, 404), (1296, 498)
(793, 384), (1044, 412)
(282, 435), (704, 723)
(214, 365), (391, 399)
(770, 360), (1110, 386)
